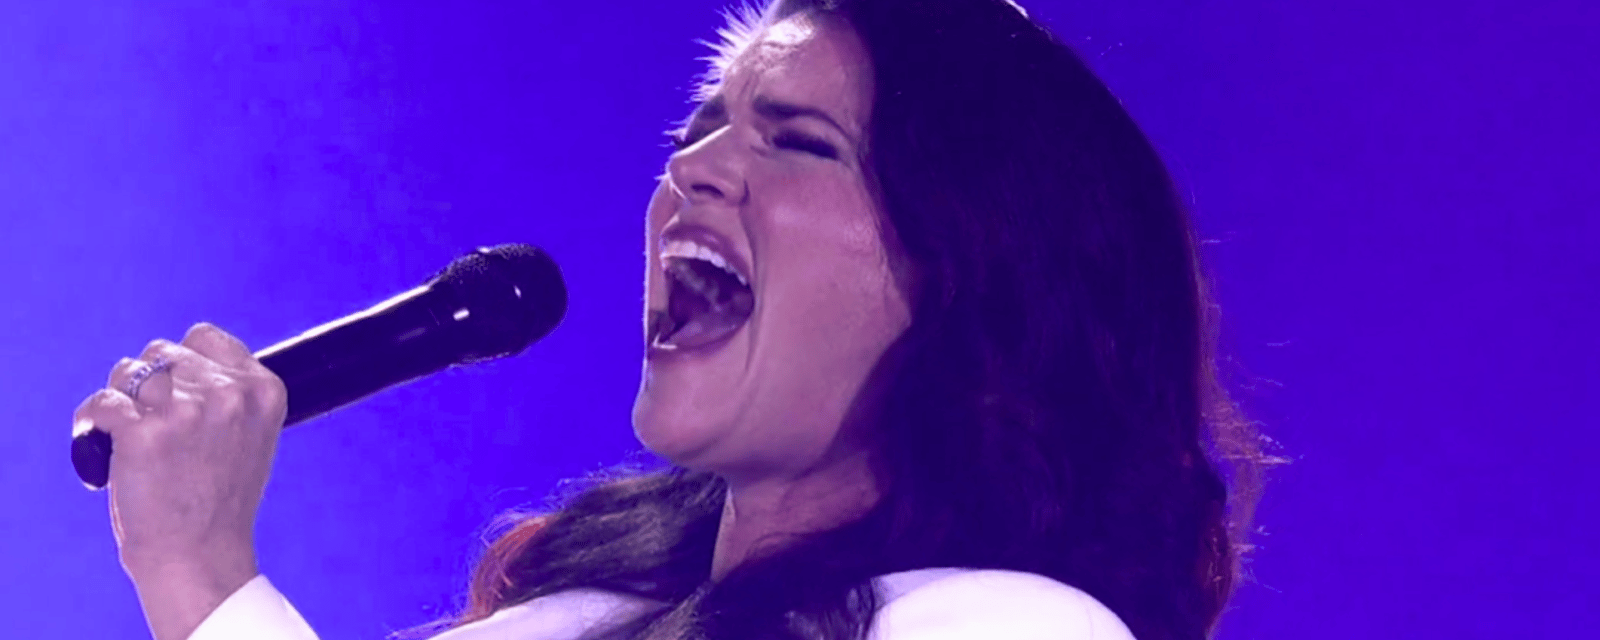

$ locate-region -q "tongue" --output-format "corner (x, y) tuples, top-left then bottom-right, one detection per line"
(667, 304), (748, 349)
(663, 260), (754, 350)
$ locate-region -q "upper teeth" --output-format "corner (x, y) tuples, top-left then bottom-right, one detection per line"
(660, 239), (748, 287)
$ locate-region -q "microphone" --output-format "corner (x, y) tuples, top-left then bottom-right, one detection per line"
(71, 243), (568, 490)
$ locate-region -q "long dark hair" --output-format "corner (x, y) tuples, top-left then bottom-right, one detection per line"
(434, 1), (1279, 639)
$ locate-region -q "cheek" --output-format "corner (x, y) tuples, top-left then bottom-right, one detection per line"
(742, 205), (908, 464)
(764, 185), (911, 354)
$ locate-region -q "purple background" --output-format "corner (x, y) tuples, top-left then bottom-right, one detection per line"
(3, 0), (1594, 637)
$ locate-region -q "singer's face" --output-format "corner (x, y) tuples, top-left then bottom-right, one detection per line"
(633, 14), (913, 484)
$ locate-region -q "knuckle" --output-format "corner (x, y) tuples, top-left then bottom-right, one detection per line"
(142, 338), (173, 356)
(186, 322), (220, 341)
(107, 358), (136, 387)
(78, 388), (117, 412)
(98, 387), (133, 407)
(212, 373), (243, 394)
(261, 372), (288, 401)
(112, 357), (137, 373)
(76, 389), (138, 431)
(253, 373), (288, 408)
(205, 374), (257, 411)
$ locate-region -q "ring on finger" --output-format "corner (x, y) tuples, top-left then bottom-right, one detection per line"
(123, 356), (174, 404)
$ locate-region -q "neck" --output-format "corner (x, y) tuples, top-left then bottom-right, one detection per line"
(709, 449), (880, 582)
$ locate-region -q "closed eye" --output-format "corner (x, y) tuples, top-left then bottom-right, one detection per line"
(666, 129), (694, 151)
(773, 132), (838, 159)
(666, 128), (839, 161)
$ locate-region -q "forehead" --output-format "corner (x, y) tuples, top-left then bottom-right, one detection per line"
(713, 14), (873, 132)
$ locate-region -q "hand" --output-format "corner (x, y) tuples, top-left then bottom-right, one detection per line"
(73, 322), (288, 640)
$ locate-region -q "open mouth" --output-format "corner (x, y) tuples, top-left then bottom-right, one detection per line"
(649, 255), (755, 351)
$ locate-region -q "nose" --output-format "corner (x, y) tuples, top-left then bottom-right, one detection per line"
(665, 128), (748, 206)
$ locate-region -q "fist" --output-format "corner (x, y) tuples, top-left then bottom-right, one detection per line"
(72, 322), (287, 579)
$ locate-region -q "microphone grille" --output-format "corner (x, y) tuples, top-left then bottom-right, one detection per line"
(436, 243), (568, 359)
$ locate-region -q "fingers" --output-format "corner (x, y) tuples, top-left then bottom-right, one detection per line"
(108, 323), (251, 406)
(106, 356), (174, 409)
(182, 322), (255, 369)
(82, 322), (265, 435)
(73, 388), (142, 439)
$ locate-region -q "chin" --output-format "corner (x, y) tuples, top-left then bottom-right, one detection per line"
(631, 320), (758, 470)
(631, 386), (732, 469)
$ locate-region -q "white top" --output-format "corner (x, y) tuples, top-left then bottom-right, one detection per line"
(187, 568), (1134, 640)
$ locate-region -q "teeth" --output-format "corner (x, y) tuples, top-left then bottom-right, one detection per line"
(659, 239), (749, 287)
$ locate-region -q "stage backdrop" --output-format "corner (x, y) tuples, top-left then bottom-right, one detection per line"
(2, 0), (1594, 637)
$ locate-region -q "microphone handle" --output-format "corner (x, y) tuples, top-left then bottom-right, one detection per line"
(70, 284), (472, 490)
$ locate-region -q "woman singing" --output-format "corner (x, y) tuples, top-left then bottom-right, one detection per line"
(74, 0), (1272, 638)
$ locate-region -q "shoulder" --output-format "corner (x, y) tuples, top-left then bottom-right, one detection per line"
(430, 589), (664, 640)
(869, 569), (1135, 640)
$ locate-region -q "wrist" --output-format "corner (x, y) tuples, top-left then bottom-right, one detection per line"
(125, 553), (259, 640)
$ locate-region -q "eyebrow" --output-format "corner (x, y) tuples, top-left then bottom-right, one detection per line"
(689, 94), (855, 143)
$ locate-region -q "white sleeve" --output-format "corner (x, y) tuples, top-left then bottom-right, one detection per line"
(186, 575), (320, 640)
(869, 570), (1135, 640)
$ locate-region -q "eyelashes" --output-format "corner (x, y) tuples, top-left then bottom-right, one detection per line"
(666, 129), (839, 160)
(666, 129), (693, 150)
(773, 132), (839, 159)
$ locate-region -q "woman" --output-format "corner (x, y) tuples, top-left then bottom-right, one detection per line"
(74, 0), (1273, 639)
